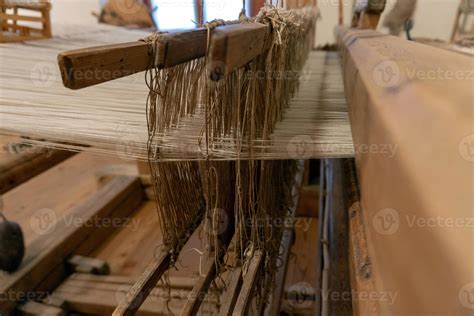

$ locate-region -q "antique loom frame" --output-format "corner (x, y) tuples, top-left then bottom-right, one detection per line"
(0, 0), (52, 43)
(1, 0), (472, 315)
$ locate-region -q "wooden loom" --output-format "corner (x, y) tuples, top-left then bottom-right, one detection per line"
(0, 0), (472, 315)
(0, 0), (52, 43)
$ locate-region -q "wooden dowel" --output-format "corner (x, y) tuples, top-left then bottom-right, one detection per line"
(233, 250), (264, 316)
(209, 23), (269, 81)
(112, 249), (171, 316)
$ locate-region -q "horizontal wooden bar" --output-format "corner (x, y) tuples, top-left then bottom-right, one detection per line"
(209, 23), (269, 81)
(58, 23), (269, 89)
(57, 28), (208, 90)
(0, 149), (76, 195)
(0, 13), (44, 22)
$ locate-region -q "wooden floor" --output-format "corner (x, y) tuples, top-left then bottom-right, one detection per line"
(0, 145), (319, 315)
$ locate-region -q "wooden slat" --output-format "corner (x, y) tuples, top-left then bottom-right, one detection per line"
(233, 250), (264, 316)
(180, 257), (217, 315)
(52, 273), (215, 315)
(57, 28), (208, 90)
(112, 248), (171, 316)
(0, 13), (44, 22)
(58, 23), (269, 89)
(0, 149), (76, 195)
(218, 267), (243, 316)
(209, 23), (269, 80)
(0, 176), (143, 314)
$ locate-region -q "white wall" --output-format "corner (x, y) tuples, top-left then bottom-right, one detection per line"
(315, 0), (460, 46)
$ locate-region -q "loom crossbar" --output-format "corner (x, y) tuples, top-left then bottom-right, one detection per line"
(58, 23), (269, 90)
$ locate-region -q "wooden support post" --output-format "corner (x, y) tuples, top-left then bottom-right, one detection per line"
(209, 23), (269, 81)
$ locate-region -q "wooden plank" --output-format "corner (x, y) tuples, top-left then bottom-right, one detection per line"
(218, 267), (243, 316)
(337, 26), (473, 315)
(0, 176), (143, 314)
(233, 250), (264, 316)
(209, 23), (269, 80)
(0, 149), (76, 195)
(57, 28), (208, 90)
(112, 248), (172, 316)
(180, 257), (217, 316)
(0, 13), (44, 22)
(52, 273), (216, 315)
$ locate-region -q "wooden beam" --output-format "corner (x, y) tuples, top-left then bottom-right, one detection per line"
(209, 23), (269, 81)
(112, 248), (171, 316)
(233, 250), (263, 316)
(337, 26), (473, 315)
(58, 23), (270, 89)
(0, 176), (143, 314)
(0, 149), (76, 195)
(0, 13), (44, 22)
(57, 28), (208, 90)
